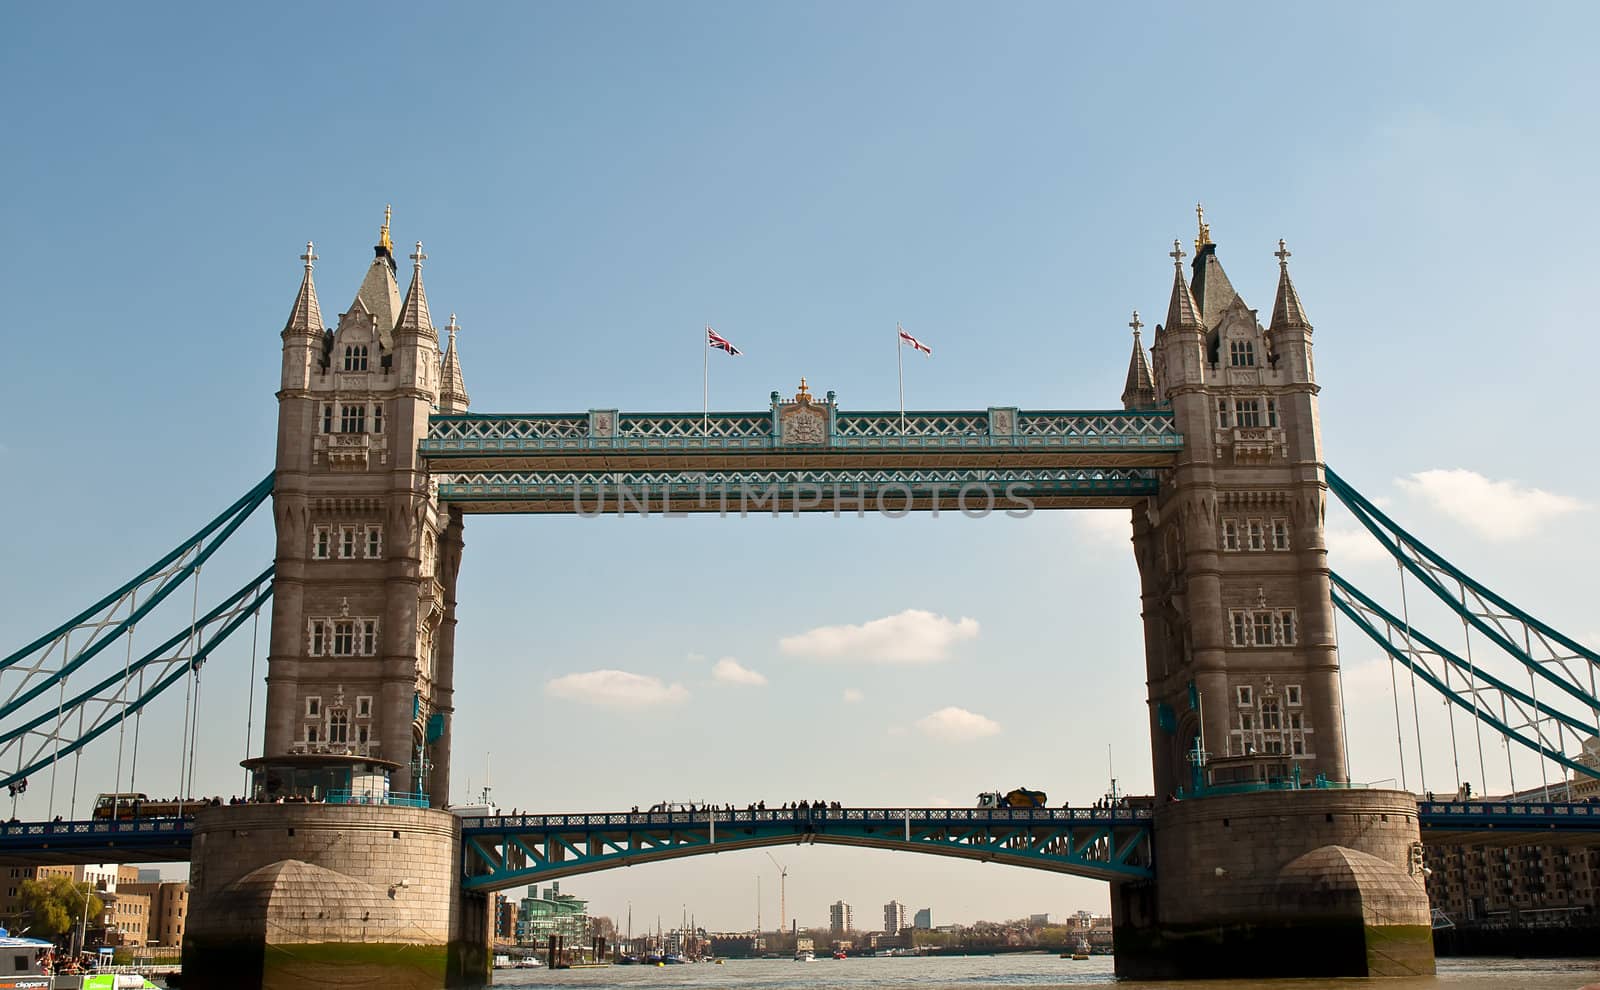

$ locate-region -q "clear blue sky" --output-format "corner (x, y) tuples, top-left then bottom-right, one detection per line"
(3, 2), (1598, 929)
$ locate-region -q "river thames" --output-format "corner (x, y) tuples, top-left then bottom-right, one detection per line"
(473, 954), (1600, 989)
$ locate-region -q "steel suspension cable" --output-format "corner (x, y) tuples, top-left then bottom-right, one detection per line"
(176, 566), (202, 813)
(243, 605), (261, 796)
(1388, 626), (1409, 793)
(1397, 562), (1428, 795)
(47, 638), (68, 819)
(1460, 592), (1489, 799)
(1527, 624), (1550, 800)
(113, 604), (138, 820)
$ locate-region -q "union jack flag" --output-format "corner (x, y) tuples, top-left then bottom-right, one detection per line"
(898, 325), (932, 355)
(706, 327), (743, 356)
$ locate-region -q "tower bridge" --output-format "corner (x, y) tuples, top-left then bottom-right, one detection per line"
(5, 209), (1600, 987)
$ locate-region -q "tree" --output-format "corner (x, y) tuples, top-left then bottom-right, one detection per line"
(587, 915), (617, 942)
(17, 876), (101, 942)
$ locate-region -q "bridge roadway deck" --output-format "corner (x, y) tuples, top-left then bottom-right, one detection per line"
(1, 800), (1595, 869)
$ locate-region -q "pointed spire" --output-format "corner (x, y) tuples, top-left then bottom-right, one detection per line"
(282, 241), (325, 336)
(438, 314), (470, 413)
(1165, 240), (1204, 331)
(1270, 239), (1312, 331)
(1121, 310), (1156, 408)
(394, 241), (435, 339)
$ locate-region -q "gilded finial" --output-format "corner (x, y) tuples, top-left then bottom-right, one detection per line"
(1128, 309), (1143, 340)
(379, 204), (394, 253)
(795, 377), (811, 402)
(1170, 239), (1186, 268)
(1275, 238), (1292, 268)
(300, 241), (317, 270)
(1194, 202), (1212, 255)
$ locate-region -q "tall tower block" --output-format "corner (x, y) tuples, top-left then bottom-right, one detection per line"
(257, 213), (466, 807)
(184, 216), (488, 990)
(1113, 213), (1432, 979)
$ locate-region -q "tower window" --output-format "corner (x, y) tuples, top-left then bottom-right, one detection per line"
(1253, 610), (1274, 646)
(309, 621), (327, 657)
(339, 527), (356, 559)
(1217, 399), (1231, 429)
(343, 345), (369, 372)
(1231, 611), (1251, 647)
(321, 403), (333, 434)
(312, 526), (331, 560)
(372, 403), (383, 435)
(305, 696), (321, 718)
(365, 526), (383, 559)
(339, 404), (366, 434)
(1277, 610), (1297, 646)
(1236, 399), (1262, 428)
(1221, 520), (1240, 551)
(306, 725), (319, 744)
(1236, 685), (1253, 706)
(1248, 520), (1265, 551)
(357, 725), (370, 745)
(1229, 340), (1256, 367)
(1292, 739), (1305, 755)
(1286, 684), (1302, 706)
(333, 621), (355, 656)
(1272, 519), (1291, 551)
(361, 620), (378, 656)
(1266, 399), (1279, 428)
(328, 710), (349, 744)
(356, 696), (372, 718)
(1261, 699), (1282, 731)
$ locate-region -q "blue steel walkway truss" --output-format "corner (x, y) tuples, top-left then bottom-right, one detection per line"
(459, 806), (1154, 893)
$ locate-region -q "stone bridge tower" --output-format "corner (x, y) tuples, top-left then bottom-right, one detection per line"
(260, 209), (469, 807)
(1113, 213), (1432, 979)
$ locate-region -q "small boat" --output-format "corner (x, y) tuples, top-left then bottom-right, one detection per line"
(794, 949), (814, 962)
(513, 955), (544, 969)
(832, 949), (847, 959)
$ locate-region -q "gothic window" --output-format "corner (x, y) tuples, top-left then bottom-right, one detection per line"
(305, 696), (321, 718)
(1229, 340), (1256, 367)
(1222, 520), (1240, 551)
(361, 620), (378, 656)
(1265, 739), (1284, 754)
(306, 725), (319, 744)
(1277, 610), (1297, 646)
(1286, 684), (1302, 706)
(1266, 398), (1279, 428)
(343, 345), (369, 372)
(1248, 520), (1265, 551)
(1253, 610), (1274, 646)
(333, 621), (355, 656)
(357, 725), (370, 745)
(312, 526), (331, 560)
(372, 403), (383, 435)
(356, 696), (372, 718)
(365, 526), (383, 559)
(339, 404), (366, 434)
(328, 710), (349, 744)
(1240, 713), (1254, 731)
(1261, 699), (1282, 730)
(1217, 398), (1231, 429)
(1236, 398), (1262, 428)
(1231, 612), (1251, 648)
(309, 621), (327, 657)
(1292, 739), (1305, 755)
(1236, 685), (1253, 706)
(339, 526), (356, 559)
(1272, 519), (1291, 551)
(321, 403), (333, 434)
(1289, 712), (1303, 730)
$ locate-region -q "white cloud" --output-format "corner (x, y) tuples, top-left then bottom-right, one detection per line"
(1069, 510), (1132, 547)
(915, 706), (1001, 741)
(842, 688), (864, 704)
(711, 657), (767, 686)
(1395, 469), (1584, 542)
(779, 609), (979, 663)
(544, 670), (689, 710)
(1325, 524), (1389, 565)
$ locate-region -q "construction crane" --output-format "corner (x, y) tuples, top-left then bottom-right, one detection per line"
(766, 851), (788, 935)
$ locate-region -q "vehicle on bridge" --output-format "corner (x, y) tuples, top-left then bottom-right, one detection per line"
(976, 788), (1048, 809)
(89, 792), (192, 820)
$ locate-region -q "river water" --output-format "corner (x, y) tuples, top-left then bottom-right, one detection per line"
(475, 954), (1600, 989)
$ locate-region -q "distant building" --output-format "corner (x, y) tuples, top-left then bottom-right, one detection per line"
(96, 888), (150, 946)
(829, 900), (852, 935)
(518, 882), (589, 946)
(913, 908), (932, 930)
(118, 881), (189, 946)
(136, 868), (164, 884)
(494, 893), (519, 942)
(1029, 912), (1050, 926)
(883, 900), (906, 934)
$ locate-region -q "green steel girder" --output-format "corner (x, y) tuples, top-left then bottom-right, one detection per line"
(461, 808), (1153, 893)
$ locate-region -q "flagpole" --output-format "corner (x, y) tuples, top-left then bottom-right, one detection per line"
(897, 323), (906, 435)
(703, 327), (710, 436)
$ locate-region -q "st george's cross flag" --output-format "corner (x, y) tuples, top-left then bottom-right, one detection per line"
(706, 327), (743, 356)
(898, 325), (932, 355)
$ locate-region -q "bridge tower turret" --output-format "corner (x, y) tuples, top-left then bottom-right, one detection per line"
(1115, 214), (1430, 980)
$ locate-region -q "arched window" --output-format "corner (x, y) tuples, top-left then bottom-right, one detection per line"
(1261, 699), (1281, 731)
(1229, 339), (1256, 367)
(328, 709), (349, 744)
(343, 345), (369, 372)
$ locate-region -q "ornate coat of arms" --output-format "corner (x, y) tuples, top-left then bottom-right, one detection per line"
(777, 378), (831, 446)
